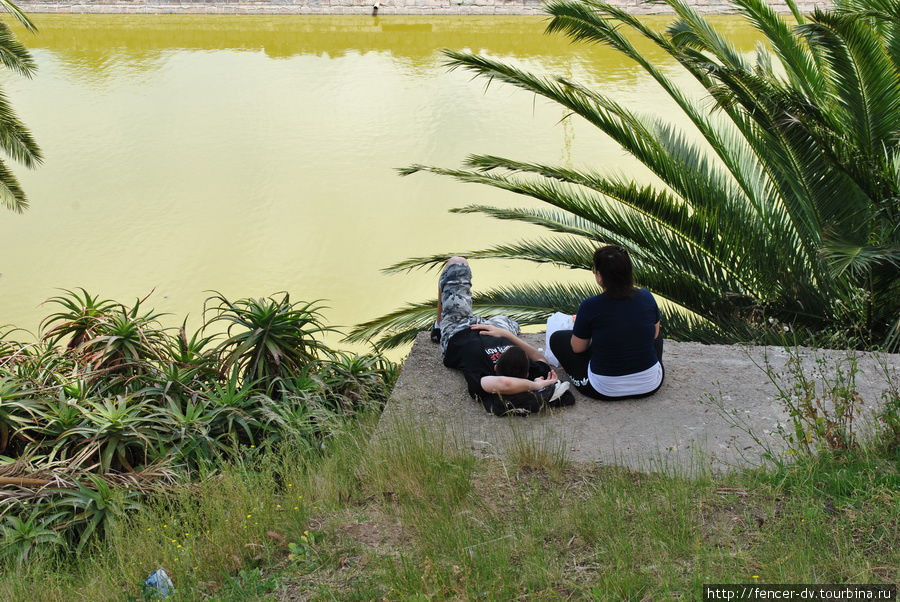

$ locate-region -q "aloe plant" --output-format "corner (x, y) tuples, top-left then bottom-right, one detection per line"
(30, 391), (83, 462)
(62, 395), (166, 473)
(41, 289), (119, 350)
(53, 474), (142, 553)
(76, 296), (168, 380)
(0, 511), (63, 564)
(161, 395), (228, 471)
(206, 293), (334, 393)
(0, 376), (38, 453)
(205, 367), (263, 447)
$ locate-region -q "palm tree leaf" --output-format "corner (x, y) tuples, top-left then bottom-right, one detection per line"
(0, 21), (36, 78)
(663, 0), (752, 72)
(0, 87), (42, 167)
(348, 282), (599, 349)
(452, 200), (601, 238)
(730, 0), (826, 99)
(0, 157), (27, 212)
(404, 162), (776, 301)
(801, 12), (900, 157)
(0, 0), (36, 34)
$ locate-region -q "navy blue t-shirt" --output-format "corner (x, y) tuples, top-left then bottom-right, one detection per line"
(572, 288), (661, 377)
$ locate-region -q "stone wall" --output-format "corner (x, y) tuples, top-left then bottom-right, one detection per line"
(16, 0), (832, 16)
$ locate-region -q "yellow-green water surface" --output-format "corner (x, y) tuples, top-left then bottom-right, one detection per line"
(0, 15), (758, 353)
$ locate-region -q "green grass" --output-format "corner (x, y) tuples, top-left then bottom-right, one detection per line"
(1, 412), (896, 601)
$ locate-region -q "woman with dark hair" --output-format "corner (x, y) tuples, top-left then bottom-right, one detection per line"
(549, 245), (664, 400)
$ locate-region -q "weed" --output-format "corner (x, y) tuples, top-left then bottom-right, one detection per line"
(708, 347), (896, 468)
(874, 357), (900, 453)
(219, 567), (279, 600)
(505, 423), (570, 475)
(761, 351), (863, 456)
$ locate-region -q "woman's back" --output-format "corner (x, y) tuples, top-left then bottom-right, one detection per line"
(573, 288), (660, 377)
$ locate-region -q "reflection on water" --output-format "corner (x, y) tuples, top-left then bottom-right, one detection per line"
(0, 15), (756, 355)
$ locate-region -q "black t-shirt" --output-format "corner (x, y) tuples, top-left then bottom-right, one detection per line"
(443, 329), (512, 398)
(572, 288), (661, 376)
(443, 328), (557, 416)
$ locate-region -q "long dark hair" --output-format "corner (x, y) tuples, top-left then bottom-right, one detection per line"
(593, 245), (635, 299)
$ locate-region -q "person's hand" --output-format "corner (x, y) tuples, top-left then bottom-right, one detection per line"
(470, 323), (509, 338)
(533, 370), (558, 390)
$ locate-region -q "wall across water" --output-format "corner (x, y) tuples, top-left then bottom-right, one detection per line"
(15, 0), (832, 16)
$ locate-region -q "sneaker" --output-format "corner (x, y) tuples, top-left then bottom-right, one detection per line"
(548, 381), (570, 403)
(549, 388), (575, 408)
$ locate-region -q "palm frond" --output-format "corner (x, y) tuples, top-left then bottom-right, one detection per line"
(0, 0), (36, 34)
(0, 87), (42, 167)
(0, 157), (27, 212)
(663, 0), (752, 72)
(384, 237), (597, 275)
(452, 203), (600, 239)
(347, 282), (600, 349)
(731, 0), (826, 98)
(802, 12), (900, 157)
(0, 22), (36, 78)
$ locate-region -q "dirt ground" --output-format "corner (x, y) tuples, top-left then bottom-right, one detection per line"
(380, 332), (900, 474)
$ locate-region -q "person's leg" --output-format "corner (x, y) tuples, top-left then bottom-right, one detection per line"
(485, 314), (520, 336)
(436, 256), (468, 322)
(437, 257), (479, 355)
(549, 330), (605, 399)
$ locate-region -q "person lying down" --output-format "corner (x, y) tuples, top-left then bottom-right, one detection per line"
(430, 257), (575, 417)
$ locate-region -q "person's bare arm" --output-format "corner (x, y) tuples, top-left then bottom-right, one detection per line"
(481, 371), (558, 395)
(570, 334), (590, 354)
(469, 323), (547, 363)
(655, 321), (660, 338)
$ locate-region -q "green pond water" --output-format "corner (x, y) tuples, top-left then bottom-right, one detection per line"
(0, 15), (758, 355)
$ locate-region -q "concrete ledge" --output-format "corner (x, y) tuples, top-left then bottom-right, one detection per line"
(381, 332), (898, 474)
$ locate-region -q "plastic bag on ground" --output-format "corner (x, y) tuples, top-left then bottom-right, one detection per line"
(144, 568), (174, 598)
(544, 312), (575, 367)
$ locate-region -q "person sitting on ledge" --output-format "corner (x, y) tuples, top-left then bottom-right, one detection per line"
(549, 245), (664, 401)
(431, 256), (574, 416)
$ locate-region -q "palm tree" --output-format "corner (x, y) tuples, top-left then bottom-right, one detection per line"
(349, 0), (900, 352)
(0, 0), (41, 213)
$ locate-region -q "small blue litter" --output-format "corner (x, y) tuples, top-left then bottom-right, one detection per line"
(144, 568), (174, 598)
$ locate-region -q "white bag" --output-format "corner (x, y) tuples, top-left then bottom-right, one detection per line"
(543, 312), (576, 367)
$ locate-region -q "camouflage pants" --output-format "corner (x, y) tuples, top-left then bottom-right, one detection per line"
(438, 262), (519, 357)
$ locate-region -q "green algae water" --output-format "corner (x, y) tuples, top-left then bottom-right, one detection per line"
(0, 15), (758, 353)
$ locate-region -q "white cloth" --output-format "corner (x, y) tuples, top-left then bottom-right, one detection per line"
(588, 362), (663, 397)
(544, 312), (575, 367)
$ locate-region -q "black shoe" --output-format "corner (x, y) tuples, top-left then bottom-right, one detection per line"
(430, 325), (441, 344)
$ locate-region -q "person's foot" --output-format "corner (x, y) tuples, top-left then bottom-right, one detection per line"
(549, 388), (575, 407)
(430, 322), (441, 343)
(548, 381), (570, 403)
